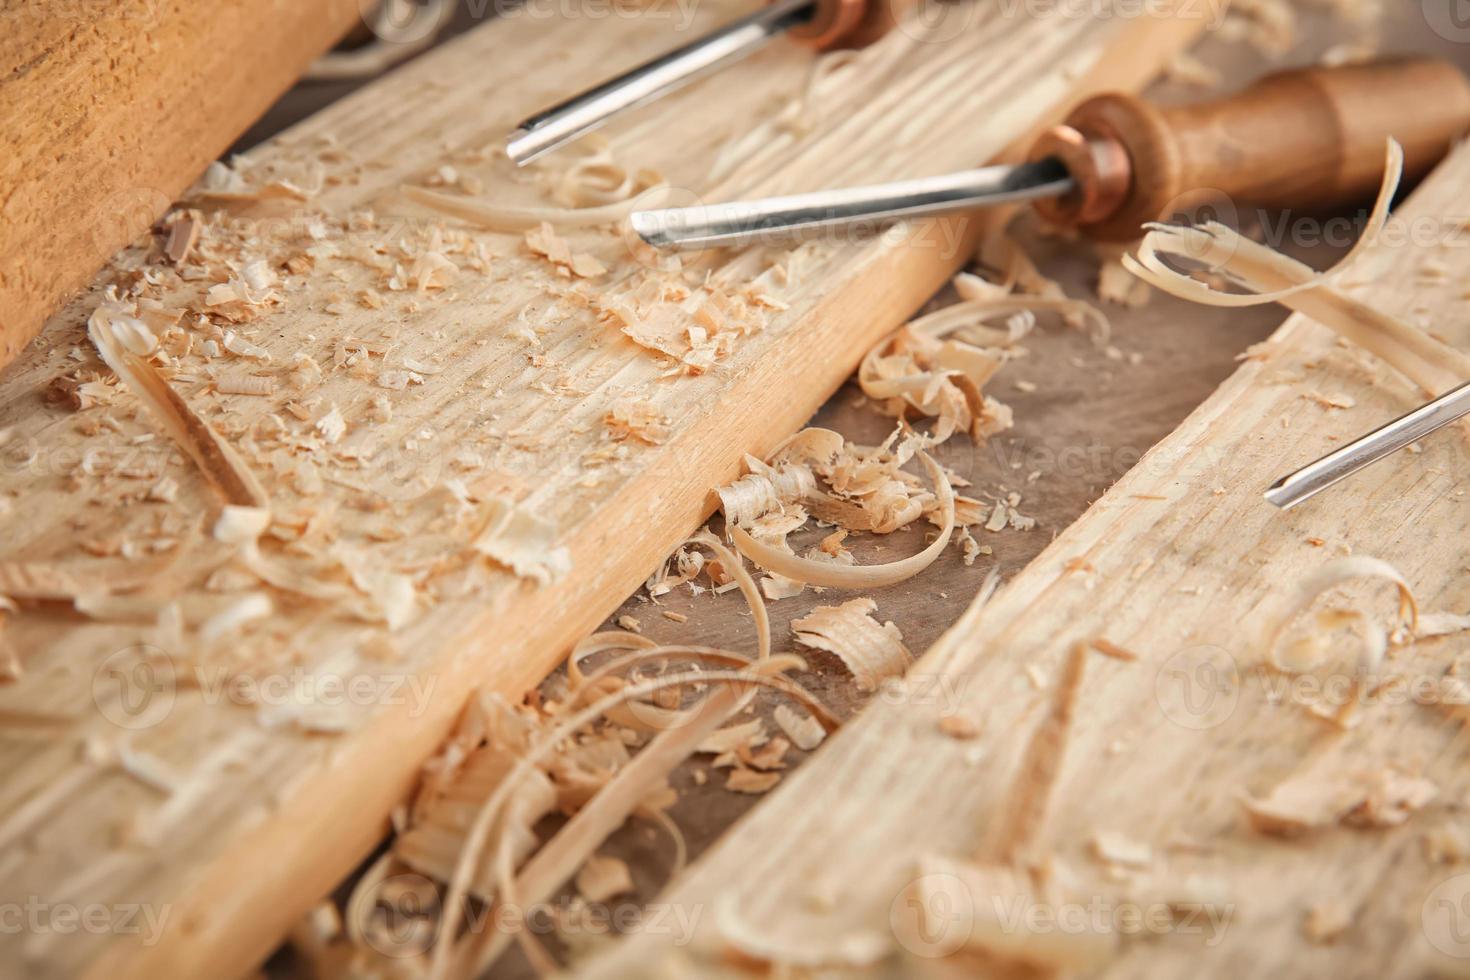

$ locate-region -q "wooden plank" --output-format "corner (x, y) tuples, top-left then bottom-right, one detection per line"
(0, 2), (1212, 977)
(0, 0), (360, 373)
(578, 144), (1470, 976)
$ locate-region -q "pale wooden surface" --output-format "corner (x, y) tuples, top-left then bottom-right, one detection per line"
(0, 3), (1211, 979)
(579, 88), (1470, 980)
(0, 0), (360, 373)
(255, 6), (1470, 977)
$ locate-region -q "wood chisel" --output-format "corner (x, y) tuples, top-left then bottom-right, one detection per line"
(507, 0), (909, 165)
(630, 57), (1470, 248)
(1265, 381), (1470, 509)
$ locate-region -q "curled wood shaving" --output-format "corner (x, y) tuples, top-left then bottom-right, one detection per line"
(89, 300), (269, 508)
(429, 661), (825, 980)
(548, 137), (646, 208)
(199, 592), (273, 643)
(791, 598), (910, 691)
(1125, 140), (1470, 397)
(731, 450), (954, 589)
(402, 179), (671, 232)
(859, 302), (1009, 443)
(569, 535), (773, 734)
(192, 160), (313, 202)
(717, 457), (816, 527)
(697, 718), (765, 756)
(1127, 140), (1400, 305)
(397, 741), (558, 901)
(429, 532), (816, 978)
(1264, 556), (1417, 677)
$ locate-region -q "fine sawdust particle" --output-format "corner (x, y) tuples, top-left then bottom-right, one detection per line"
(603, 398), (670, 445)
(525, 222), (606, 278)
(1097, 258), (1152, 308)
(937, 713), (981, 740)
(1089, 830), (1152, 868)
(727, 767), (781, 794)
(1304, 390), (1356, 410)
(471, 496), (572, 586)
(1302, 903), (1352, 944)
(1089, 637), (1140, 662)
(576, 855), (634, 903)
(773, 704), (826, 751)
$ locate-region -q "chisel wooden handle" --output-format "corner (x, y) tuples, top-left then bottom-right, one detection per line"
(783, 0), (916, 50)
(1029, 56), (1470, 241)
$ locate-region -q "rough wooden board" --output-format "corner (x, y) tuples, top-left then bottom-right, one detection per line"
(0, 0), (360, 374)
(575, 130), (1470, 980)
(0, 3), (1212, 979)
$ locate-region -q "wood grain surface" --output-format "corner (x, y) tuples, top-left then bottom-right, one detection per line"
(0, 0), (361, 374)
(577, 51), (1470, 980)
(0, 3), (1212, 978)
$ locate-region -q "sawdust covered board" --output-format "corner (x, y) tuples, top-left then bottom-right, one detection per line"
(575, 144), (1470, 978)
(0, 1), (1212, 976)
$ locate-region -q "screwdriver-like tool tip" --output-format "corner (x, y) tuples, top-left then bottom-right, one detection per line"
(504, 128), (541, 167)
(1262, 379), (1470, 511)
(629, 210), (676, 248)
(1262, 475), (1309, 510)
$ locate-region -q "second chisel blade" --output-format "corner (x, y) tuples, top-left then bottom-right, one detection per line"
(630, 157), (1076, 250)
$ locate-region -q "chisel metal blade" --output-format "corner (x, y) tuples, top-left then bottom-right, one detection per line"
(629, 157), (1075, 250)
(1265, 379), (1470, 510)
(507, 0), (816, 166)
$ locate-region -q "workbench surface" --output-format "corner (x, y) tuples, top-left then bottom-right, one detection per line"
(226, 4), (1467, 976)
